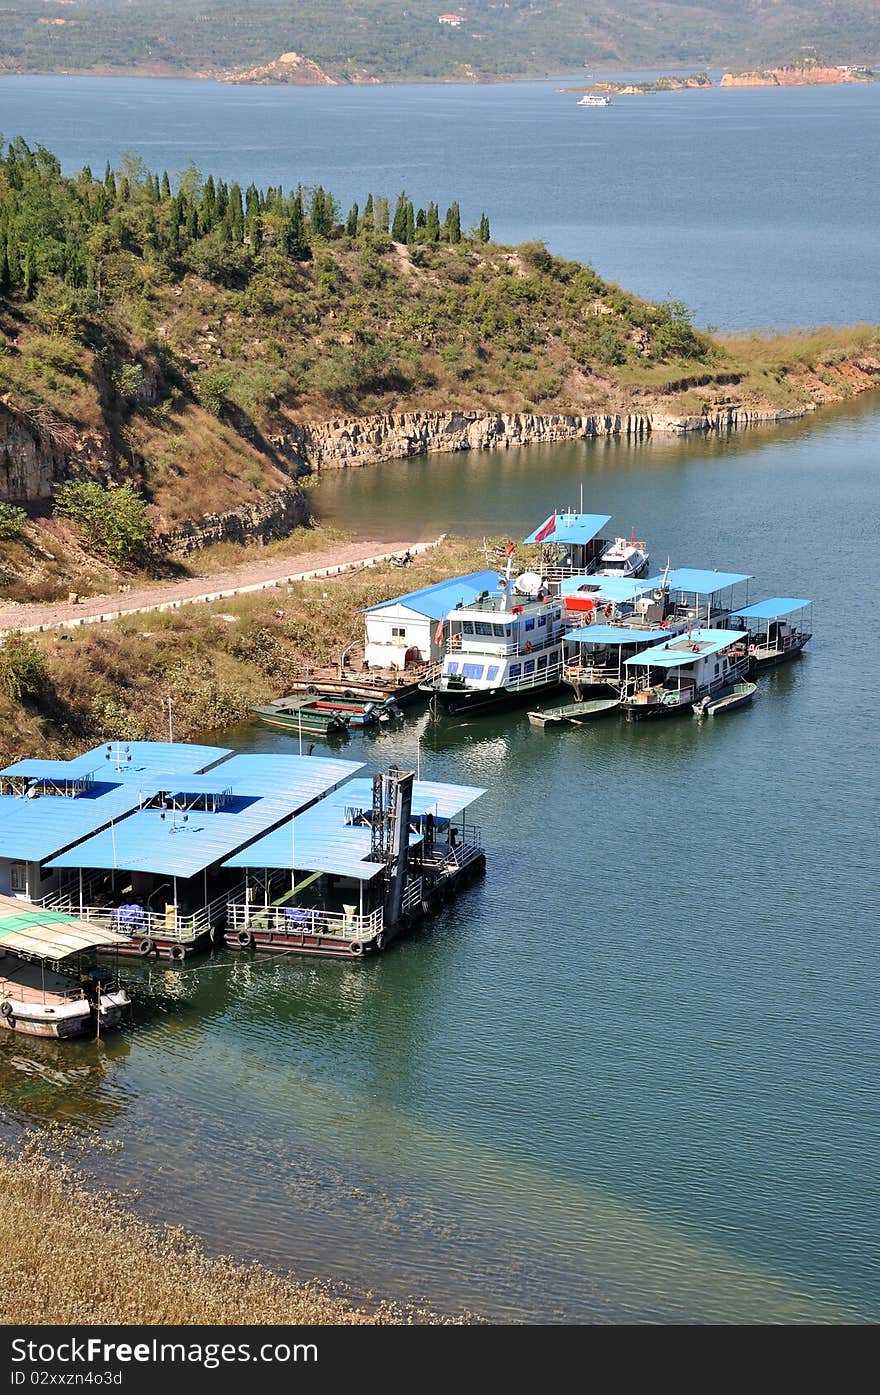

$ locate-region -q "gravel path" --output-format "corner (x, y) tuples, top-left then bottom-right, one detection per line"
(0, 536), (442, 636)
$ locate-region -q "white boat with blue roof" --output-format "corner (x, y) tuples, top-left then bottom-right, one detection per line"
(731, 598), (812, 671)
(621, 628), (749, 721)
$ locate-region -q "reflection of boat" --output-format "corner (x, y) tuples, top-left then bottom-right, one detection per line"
(528, 698), (621, 727)
(693, 681), (757, 718)
(0, 897), (130, 1039)
(595, 535), (650, 579)
(577, 94), (612, 107)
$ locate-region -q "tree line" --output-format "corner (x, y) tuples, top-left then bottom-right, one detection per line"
(0, 137), (490, 301)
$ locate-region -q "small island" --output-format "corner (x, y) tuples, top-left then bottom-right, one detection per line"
(562, 73), (712, 96)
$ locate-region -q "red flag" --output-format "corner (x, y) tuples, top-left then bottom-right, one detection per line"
(533, 512), (556, 543)
(506, 541), (515, 556)
(434, 619), (444, 645)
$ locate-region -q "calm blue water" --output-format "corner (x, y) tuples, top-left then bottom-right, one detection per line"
(1, 73), (879, 328)
(0, 75), (878, 1322)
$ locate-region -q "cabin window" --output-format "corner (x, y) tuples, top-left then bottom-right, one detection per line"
(536, 654), (548, 670)
(475, 621), (493, 637)
(446, 661), (459, 675)
(524, 660), (535, 675)
(524, 617), (535, 632)
(492, 624), (506, 638)
(462, 663), (483, 680)
(486, 665), (499, 682)
(553, 610), (561, 621)
(391, 626), (406, 640)
(462, 621), (474, 635)
(509, 664), (522, 678)
(504, 624), (512, 638)
(537, 614), (547, 628)
(10, 862), (26, 893)
(714, 662), (720, 675)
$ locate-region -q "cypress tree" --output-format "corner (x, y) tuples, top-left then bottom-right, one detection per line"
(161, 170), (171, 200)
(444, 201), (461, 244)
(285, 197), (310, 260)
(405, 201), (415, 246)
(479, 212), (491, 243)
(104, 162), (116, 197)
(426, 202), (441, 242)
(374, 196), (389, 235)
(416, 207), (427, 231)
(361, 194), (374, 232)
(391, 192), (408, 242)
(23, 245), (37, 300)
(346, 202), (359, 238)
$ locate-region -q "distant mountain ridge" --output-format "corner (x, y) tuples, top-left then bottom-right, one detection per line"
(1, 1), (879, 83)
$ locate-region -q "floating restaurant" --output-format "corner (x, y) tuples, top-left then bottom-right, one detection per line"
(223, 769), (485, 957)
(42, 752), (361, 958)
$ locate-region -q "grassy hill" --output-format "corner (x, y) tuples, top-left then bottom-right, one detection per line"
(1, 1), (879, 82)
(0, 137), (877, 601)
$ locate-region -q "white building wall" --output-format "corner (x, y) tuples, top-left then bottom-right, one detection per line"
(364, 605), (438, 668)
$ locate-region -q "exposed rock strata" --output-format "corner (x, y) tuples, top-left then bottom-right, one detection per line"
(273, 405), (810, 473)
(154, 487), (309, 556)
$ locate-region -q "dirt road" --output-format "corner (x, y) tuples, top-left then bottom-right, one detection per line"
(0, 537), (443, 637)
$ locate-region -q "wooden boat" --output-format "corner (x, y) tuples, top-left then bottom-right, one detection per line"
(693, 681), (757, 717)
(253, 696), (368, 735)
(0, 897), (130, 1038)
(528, 698), (621, 727)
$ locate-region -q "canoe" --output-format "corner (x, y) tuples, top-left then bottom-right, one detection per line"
(528, 698), (621, 727)
(692, 681), (757, 717)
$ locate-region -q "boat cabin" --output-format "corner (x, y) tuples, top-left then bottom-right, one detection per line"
(563, 624), (673, 696)
(523, 510), (612, 589)
(622, 628), (748, 719)
(731, 598), (812, 670)
(435, 583), (566, 698)
(647, 567), (753, 629)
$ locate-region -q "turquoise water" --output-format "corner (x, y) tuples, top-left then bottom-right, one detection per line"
(1, 73), (879, 328)
(2, 396), (878, 1321)
(0, 75), (878, 1321)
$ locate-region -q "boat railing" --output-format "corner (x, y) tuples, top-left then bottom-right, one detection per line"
(44, 882), (245, 944)
(419, 829), (483, 875)
(227, 900), (384, 941)
(401, 876), (425, 913)
(37, 869), (106, 910)
(562, 661), (622, 685)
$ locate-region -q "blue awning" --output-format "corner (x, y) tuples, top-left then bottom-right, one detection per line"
(363, 570), (500, 620)
(560, 576), (654, 602)
(625, 628), (747, 667)
(734, 598), (810, 620)
(524, 511), (611, 545)
(565, 625), (666, 646)
(660, 568), (752, 595)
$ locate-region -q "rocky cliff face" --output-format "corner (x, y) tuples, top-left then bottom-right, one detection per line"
(720, 66), (863, 87)
(155, 486), (309, 555)
(272, 404), (808, 473)
(0, 400), (69, 502)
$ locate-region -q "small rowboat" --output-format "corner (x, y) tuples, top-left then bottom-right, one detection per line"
(693, 681), (757, 718)
(528, 698), (621, 727)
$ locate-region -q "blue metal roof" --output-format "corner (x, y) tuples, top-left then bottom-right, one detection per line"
(0, 784), (157, 864)
(224, 776), (485, 879)
(46, 754), (364, 879)
(565, 625), (666, 646)
(364, 570), (500, 620)
(660, 568), (752, 595)
(1, 741), (229, 783)
(734, 598), (810, 621)
(625, 628), (747, 668)
(524, 511), (611, 545)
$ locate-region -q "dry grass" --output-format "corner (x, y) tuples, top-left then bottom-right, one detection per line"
(0, 536), (490, 764)
(718, 323), (879, 367)
(0, 1134), (424, 1325)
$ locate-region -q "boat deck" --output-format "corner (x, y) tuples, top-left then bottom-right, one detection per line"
(0, 955), (77, 1005)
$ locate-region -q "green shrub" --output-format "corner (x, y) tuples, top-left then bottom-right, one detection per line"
(0, 633), (47, 701)
(0, 503), (27, 540)
(54, 480), (155, 566)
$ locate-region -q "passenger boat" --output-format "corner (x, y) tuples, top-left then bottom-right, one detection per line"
(594, 535), (650, 579)
(577, 94), (612, 106)
(693, 681), (757, 718)
(732, 598), (812, 671)
(621, 628), (749, 721)
(420, 561), (567, 717)
(528, 698), (621, 727)
(253, 696), (381, 735)
(0, 897), (130, 1038)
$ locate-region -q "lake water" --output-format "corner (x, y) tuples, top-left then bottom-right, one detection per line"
(2, 395), (879, 1322)
(1, 73), (880, 328)
(0, 74), (878, 1322)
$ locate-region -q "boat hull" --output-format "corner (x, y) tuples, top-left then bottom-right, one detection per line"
(748, 636), (810, 672)
(425, 679), (563, 718)
(529, 698), (620, 727)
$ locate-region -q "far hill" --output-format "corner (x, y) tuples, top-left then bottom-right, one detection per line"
(1, 2), (879, 82)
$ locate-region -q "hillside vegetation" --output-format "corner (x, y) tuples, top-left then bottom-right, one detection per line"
(1, 1), (879, 82)
(0, 137), (878, 599)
